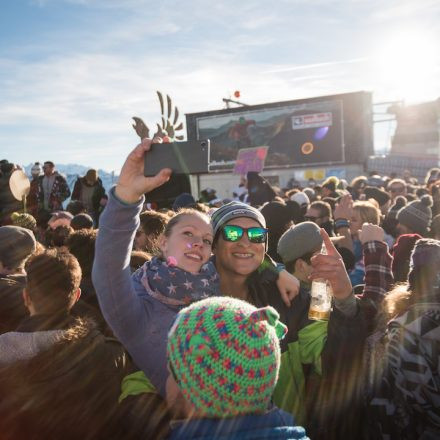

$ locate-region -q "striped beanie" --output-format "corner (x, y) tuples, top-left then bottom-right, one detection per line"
(210, 201), (266, 238)
(397, 194), (433, 235)
(167, 296), (287, 417)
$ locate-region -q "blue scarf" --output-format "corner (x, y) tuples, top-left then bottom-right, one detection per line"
(141, 256), (221, 306)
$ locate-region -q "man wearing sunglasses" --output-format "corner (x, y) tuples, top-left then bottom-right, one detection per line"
(210, 201), (365, 438)
(304, 201), (334, 236)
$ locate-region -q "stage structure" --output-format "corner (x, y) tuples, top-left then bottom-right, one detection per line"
(368, 99), (440, 181)
(186, 91), (373, 173)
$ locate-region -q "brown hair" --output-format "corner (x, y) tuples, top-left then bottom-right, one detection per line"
(139, 210), (169, 236)
(25, 250), (82, 314)
(353, 201), (381, 225)
(310, 200), (332, 219)
(66, 229), (97, 278)
(52, 225), (73, 247)
(350, 176), (367, 190)
(130, 250), (152, 273)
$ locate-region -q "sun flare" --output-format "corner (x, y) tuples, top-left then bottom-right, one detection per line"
(373, 30), (440, 102)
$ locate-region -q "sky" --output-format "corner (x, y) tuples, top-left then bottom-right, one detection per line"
(1, 0), (440, 172)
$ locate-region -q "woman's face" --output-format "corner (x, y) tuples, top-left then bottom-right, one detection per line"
(159, 214), (213, 274)
(350, 209), (363, 237)
(213, 217), (266, 278)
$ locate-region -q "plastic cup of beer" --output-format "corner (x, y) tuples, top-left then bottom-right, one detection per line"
(308, 278), (332, 321)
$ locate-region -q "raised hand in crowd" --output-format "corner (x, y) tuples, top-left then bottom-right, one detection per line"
(358, 223), (385, 244)
(310, 228), (352, 300)
(334, 193), (354, 253)
(334, 193), (353, 220)
(115, 137), (171, 204)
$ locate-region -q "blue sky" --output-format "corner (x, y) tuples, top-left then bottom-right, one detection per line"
(1, 0), (439, 172)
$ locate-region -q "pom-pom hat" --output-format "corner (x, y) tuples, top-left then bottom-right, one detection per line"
(167, 296), (287, 417)
(397, 195), (433, 235)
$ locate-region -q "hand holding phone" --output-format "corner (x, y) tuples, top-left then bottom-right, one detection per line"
(144, 140), (210, 177)
(115, 138), (171, 204)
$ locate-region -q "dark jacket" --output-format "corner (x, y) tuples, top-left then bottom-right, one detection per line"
(35, 172), (71, 211)
(0, 317), (129, 440)
(71, 176), (106, 219)
(0, 274), (27, 335)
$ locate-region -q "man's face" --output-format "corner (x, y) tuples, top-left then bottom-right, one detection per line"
(321, 187), (331, 197)
(350, 209), (363, 236)
(397, 222), (411, 235)
(213, 217), (265, 278)
(305, 207), (326, 226)
(43, 163), (54, 177)
(293, 257), (314, 283)
(389, 183), (406, 200)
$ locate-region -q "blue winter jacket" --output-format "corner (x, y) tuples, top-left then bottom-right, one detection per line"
(167, 407), (309, 440)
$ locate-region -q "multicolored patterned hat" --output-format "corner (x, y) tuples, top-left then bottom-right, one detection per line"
(11, 212), (37, 231)
(167, 296), (287, 417)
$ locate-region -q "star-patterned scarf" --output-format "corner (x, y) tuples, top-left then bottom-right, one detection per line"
(140, 256), (221, 306)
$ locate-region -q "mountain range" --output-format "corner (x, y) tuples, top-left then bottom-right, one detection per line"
(23, 163), (118, 194)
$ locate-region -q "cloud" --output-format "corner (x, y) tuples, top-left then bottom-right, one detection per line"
(370, 0), (440, 21)
(3, 0), (440, 170)
(263, 57), (368, 74)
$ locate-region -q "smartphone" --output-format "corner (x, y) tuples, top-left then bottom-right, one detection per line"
(144, 140), (210, 176)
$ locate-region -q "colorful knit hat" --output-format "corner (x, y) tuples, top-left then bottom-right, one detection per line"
(10, 212), (37, 231)
(167, 296), (287, 417)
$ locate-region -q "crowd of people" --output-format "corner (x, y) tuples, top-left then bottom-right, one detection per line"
(0, 142), (440, 439)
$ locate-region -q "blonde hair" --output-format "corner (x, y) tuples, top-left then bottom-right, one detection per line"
(384, 283), (411, 319)
(353, 201), (381, 225)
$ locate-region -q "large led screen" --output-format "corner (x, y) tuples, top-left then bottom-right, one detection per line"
(194, 99), (344, 171)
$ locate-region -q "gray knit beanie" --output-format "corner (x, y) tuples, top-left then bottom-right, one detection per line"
(397, 195), (433, 235)
(0, 225), (36, 269)
(277, 222), (323, 264)
(210, 201), (266, 238)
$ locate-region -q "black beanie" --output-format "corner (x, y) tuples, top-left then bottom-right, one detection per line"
(388, 196), (407, 220)
(364, 186), (390, 207)
(260, 201), (293, 234)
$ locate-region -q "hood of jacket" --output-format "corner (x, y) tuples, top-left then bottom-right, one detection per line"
(167, 407), (308, 440)
(390, 302), (440, 343)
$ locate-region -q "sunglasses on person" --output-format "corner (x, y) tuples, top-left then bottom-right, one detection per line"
(221, 225), (268, 243)
(304, 215), (323, 222)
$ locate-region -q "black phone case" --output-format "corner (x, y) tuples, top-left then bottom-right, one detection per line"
(144, 140), (210, 176)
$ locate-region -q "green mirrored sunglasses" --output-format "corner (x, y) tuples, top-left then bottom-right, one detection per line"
(221, 225), (268, 243)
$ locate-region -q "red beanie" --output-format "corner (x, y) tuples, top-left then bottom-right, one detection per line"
(392, 233), (422, 282)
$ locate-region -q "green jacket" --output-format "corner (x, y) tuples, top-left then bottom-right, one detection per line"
(247, 278), (366, 439)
